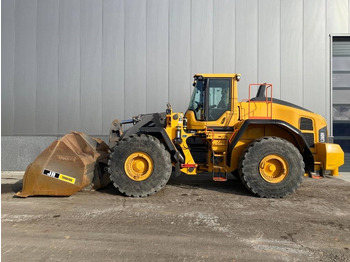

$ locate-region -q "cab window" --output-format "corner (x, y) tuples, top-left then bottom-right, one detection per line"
(208, 79), (231, 121)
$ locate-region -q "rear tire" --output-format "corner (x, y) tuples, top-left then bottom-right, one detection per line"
(238, 137), (304, 198)
(108, 134), (172, 197)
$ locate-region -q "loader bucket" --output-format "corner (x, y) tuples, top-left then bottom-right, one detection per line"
(16, 132), (111, 197)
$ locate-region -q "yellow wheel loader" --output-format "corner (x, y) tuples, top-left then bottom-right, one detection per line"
(16, 74), (344, 198)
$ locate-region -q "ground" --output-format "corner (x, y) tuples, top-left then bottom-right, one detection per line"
(1, 171), (350, 262)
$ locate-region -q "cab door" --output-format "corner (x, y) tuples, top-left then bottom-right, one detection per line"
(186, 77), (233, 130)
(206, 78), (232, 129)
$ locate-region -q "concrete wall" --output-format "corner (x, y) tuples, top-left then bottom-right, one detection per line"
(2, 0), (350, 170)
(1, 135), (110, 171)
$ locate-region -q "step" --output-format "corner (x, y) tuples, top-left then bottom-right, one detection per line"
(213, 165), (226, 170)
(213, 153), (225, 157)
(213, 176), (227, 182)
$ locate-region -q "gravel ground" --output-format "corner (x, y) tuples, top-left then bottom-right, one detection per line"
(1, 171), (350, 262)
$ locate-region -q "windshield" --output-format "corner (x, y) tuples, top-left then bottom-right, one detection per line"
(188, 79), (206, 120)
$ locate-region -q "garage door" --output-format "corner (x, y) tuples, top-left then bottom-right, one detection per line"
(332, 36), (350, 172)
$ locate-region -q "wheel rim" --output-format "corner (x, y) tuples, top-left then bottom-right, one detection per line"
(124, 152), (154, 181)
(259, 154), (288, 183)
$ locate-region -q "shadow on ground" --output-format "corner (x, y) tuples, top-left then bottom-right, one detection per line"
(1, 180), (23, 194)
(99, 172), (253, 197)
(3, 172), (253, 198)
(167, 172), (253, 197)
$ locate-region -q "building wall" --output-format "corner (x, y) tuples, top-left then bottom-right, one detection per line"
(2, 0), (350, 170)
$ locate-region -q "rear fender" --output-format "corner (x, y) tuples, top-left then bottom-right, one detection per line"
(228, 120), (314, 172)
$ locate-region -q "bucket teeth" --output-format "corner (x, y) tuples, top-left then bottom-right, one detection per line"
(16, 132), (111, 197)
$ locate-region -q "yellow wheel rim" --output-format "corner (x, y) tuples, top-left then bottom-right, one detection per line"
(124, 152), (154, 181)
(259, 154), (288, 183)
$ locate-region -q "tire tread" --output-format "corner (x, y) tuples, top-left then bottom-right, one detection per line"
(238, 136), (304, 198)
(108, 134), (171, 197)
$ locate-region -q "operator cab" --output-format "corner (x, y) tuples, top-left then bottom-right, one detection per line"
(185, 74), (239, 130)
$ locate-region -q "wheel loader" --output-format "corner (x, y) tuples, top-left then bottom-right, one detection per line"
(16, 74), (344, 198)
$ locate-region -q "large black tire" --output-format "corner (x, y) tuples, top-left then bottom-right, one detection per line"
(108, 134), (172, 197)
(238, 137), (304, 198)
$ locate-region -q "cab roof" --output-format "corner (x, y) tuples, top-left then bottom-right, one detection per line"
(194, 73), (240, 78)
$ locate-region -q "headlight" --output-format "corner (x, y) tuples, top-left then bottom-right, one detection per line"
(318, 126), (327, 143)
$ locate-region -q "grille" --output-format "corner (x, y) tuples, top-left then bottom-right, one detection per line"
(300, 117), (313, 131)
(302, 133), (315, 147)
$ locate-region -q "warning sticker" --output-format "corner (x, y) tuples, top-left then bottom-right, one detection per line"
(42, 169), (76, 184)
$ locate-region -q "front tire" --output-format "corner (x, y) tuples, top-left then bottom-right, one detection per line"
(108, 134), (172, 197)
(238, 137), (304, 198)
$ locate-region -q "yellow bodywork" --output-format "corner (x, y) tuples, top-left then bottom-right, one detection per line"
(165, 111), (197, 174)
(315, 143), (344, 175)
(167, 73), (344, 176)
